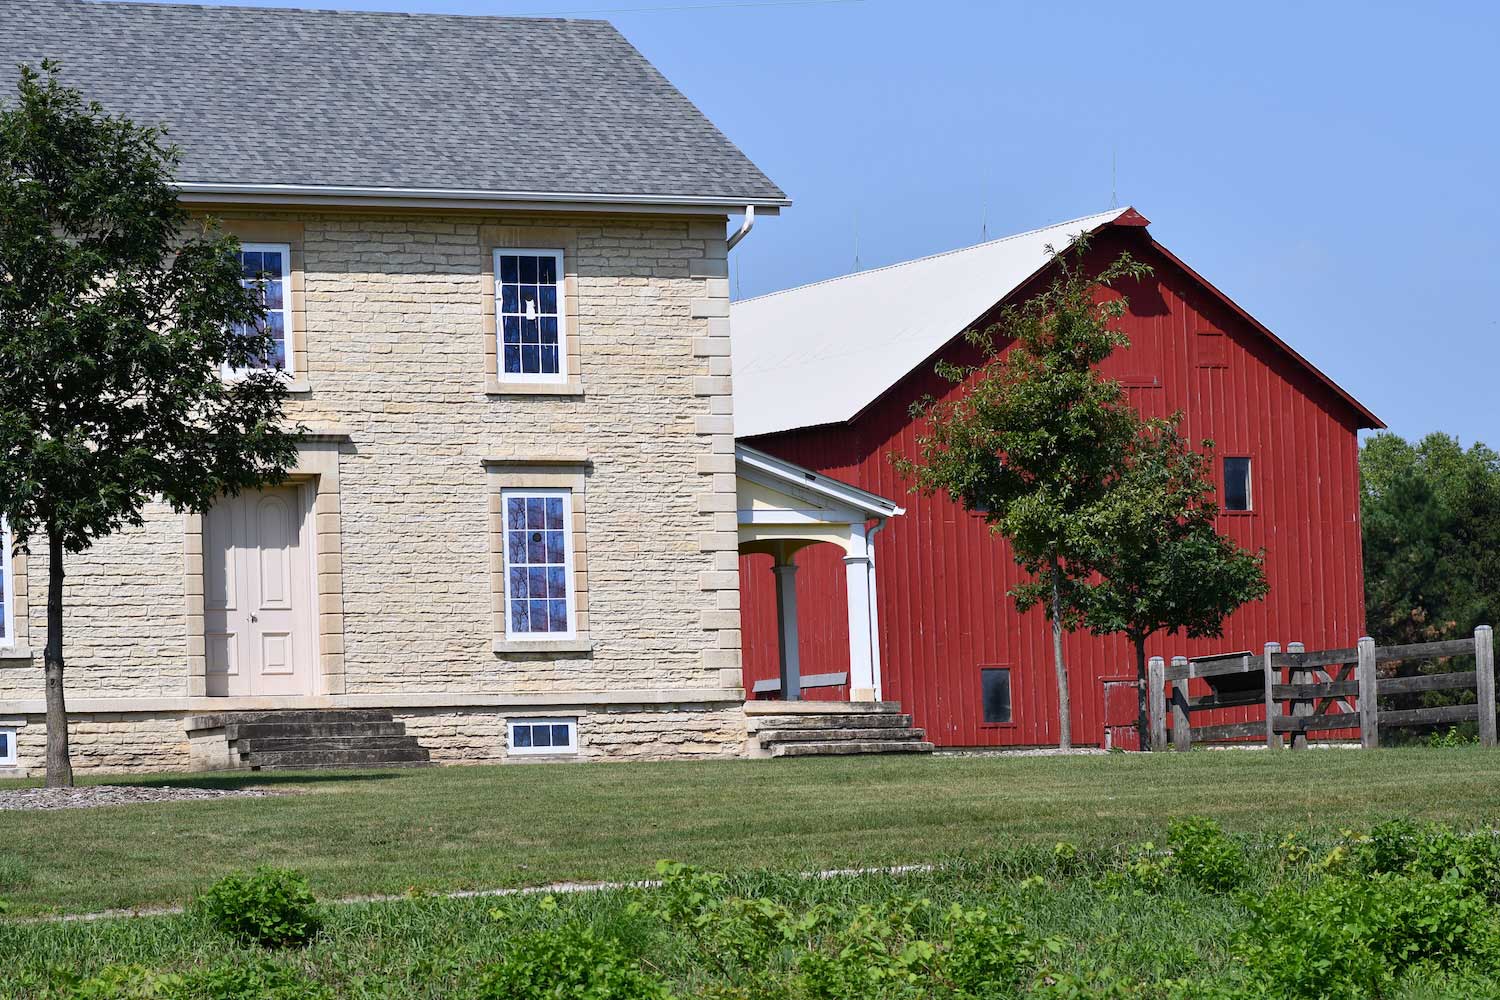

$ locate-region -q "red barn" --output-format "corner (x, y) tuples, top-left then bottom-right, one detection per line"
(731, 208), (1382, 748)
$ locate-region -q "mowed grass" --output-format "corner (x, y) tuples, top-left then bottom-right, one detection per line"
(4, 747), (1500, 917)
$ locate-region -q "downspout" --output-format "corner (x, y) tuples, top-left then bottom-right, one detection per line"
(726, 205), (756, 251)
(864, 519), (888, 701)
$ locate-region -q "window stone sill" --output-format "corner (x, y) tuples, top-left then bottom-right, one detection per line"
(0, 646), (35, 663)
(285, 379), (312, 394)
(486, 379), (584, 397)
(492, 638), (595, 655)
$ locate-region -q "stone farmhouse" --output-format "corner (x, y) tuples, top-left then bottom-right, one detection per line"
(0, 0), (919, 774)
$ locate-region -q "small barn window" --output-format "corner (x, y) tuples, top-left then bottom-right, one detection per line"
(0, 728), (15, 767)
(1224, 457), (1252, 512)
(508, 717), (577, 755)
(980, 667), (1012, 724)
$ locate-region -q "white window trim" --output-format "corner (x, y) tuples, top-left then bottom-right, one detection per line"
(1225, 456), (1253, 512)
(232, 241), (296, 380)
(0, 521), (13, 649)
(0, 727), (16, 766)
(493, 248), (568, 385)
(500, 487), (578, 640)
(507, 717), (578, 755)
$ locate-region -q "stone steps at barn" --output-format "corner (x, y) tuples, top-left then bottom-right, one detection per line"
(189, 710), (432, 770)
(745, 701), (934, 758)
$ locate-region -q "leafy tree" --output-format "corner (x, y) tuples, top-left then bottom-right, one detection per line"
(1361, 432), (1500, 738)
(0, 62), (299, 786)
(1361, 432), (1500, 646)
(1078, 419), (1268, 747)
(896, 241), (1149, 748)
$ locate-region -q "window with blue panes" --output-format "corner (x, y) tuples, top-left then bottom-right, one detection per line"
(502, 490), (574, 636)
(495, 250), (565, 381)
(508, 717), (577, 755)
(234, 243), (291, 372)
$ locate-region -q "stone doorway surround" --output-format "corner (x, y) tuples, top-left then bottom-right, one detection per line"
(185, 434), (348, 698)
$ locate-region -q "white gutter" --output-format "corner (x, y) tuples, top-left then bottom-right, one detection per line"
(726, 205), (756, 251)
(175, 182), (789, 215)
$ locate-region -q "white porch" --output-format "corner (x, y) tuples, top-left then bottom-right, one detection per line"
(734, 445), (903, 702)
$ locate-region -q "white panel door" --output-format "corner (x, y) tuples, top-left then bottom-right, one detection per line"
(204, 486), (316, 697)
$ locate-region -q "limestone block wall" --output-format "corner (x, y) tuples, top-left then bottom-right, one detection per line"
(0, 206), (747, 770)
(395, 702), (747, 764)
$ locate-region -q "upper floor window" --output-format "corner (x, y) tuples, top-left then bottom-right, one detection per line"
(502, 489), (575, 637)
(495, 250), (565, 383)
(1223, 457), (1252, 512)
(235, 243), (292, 373)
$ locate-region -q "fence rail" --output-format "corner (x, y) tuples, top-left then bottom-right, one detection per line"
(1147, 626), (1496, 751)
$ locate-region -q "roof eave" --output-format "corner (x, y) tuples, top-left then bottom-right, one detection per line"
(176, 182), (789, 215)
(735, 444), (903, 519)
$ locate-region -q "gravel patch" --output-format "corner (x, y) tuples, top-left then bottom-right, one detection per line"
(0, 784), (277, 811)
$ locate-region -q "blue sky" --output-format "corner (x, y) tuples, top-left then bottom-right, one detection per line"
(126, 0), (1500, 443)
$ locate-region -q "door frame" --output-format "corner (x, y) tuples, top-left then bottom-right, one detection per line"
(185, 436), (348, 700)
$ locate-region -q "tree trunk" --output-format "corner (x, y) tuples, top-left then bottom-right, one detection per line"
(43, 527), (72, 788)
(1132, 633), (1150, 752)
(1049, 560), (1072, 750)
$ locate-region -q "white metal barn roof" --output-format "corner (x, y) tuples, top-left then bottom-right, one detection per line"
(730, 208), (1129, 438)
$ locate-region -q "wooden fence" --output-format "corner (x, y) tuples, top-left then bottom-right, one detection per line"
(1147, 626), (1496, 751)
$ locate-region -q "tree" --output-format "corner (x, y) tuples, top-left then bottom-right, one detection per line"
(1077, 419), (1268, 748)
(0, 62), (300, 786)
(1361, 432), (1500, 647)
(1360, 433), (1500, 738)
(896, 241), (1150, 748)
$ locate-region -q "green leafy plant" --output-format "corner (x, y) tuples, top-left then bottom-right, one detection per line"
(1165, 816), (1249, 893)
(192, 867), (322, 948)
(52, 961), (328, 1000)
(472, 924), (673, 1000)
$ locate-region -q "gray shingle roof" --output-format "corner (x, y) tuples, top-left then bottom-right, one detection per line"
(0, 0), (787, 205)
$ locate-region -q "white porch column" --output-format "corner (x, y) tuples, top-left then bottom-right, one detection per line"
(844, 525), (879, 702)
(773, 553), (802, 701)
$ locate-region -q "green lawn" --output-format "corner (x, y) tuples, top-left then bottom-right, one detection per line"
(5, 747), (1500, 917)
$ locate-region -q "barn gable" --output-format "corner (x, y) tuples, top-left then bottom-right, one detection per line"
(731, 208), (1381, 438)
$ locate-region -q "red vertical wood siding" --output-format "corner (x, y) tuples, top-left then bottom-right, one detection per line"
(739, 229), (1369, 746)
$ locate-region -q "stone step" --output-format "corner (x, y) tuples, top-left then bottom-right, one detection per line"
(236, 736), (426, 755)
(757, 727), (926, 745)
(220, 710), (396, 725)
(752, 713), (914, 731)
(240, 747), (432, 769)
(226, 721), (409, 741)
(770, 741), (936, 758)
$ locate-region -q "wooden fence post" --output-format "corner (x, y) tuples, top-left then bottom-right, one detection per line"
(1148, 656), (1166, 751)
(1288, 642), (1308, 750)
(1263, 641), (1282, 750)
(1476, 625), (1496, 748)
(1357, 635), (1378, 750)
(1171, 656), (1191, 752)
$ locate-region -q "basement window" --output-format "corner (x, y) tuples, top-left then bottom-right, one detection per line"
(0, 728), (16, 767)
(508, 717), (578, 755)
(1224, 457), (1253, 512)
(980, 667), (1013, 724)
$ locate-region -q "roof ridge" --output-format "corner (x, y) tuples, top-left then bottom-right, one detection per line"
(734, 208), (1124, 306)
(64, 0), (606, 26)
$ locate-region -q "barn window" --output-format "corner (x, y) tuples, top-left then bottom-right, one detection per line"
(1224, 457), (1252, 512)
(980, 667), (1012, 724)
(0, 727), (15, 767)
